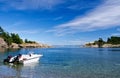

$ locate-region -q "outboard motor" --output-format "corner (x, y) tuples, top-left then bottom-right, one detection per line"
(12, 54), (22, 63)
(3, 55), (12, 63)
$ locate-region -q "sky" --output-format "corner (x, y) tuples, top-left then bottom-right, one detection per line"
(0, 0), (120, 45)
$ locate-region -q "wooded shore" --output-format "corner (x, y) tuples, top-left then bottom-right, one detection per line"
(0, 37), (51, 49)
(85, 36), (120, 48)
(85, 43), (120, 48)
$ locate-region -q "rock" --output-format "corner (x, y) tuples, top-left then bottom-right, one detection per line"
(10, 43), (20, 48)
(0, 37), (8, 48)
(19, 43), (51, 48)
(103, 44), (120, 48)
(85, 43), (120, 48)
(0, 37), (51, 50)
(102, 44), (112, 48)
(85, 44), (98, 48)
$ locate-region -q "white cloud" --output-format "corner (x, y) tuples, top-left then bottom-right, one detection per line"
(67, 0), (99, 10)
(48, 0), (120, 35)
(0, 0), (64, 10)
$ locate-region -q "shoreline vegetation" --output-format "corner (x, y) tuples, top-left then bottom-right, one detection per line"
(85, 37), (120, 48)
(0, 26), (51, 51)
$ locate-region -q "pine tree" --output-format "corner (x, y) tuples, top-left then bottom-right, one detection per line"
(11, 33), (23, 44)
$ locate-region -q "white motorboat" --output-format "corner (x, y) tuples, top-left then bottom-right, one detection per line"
(4, 53), (43, 64)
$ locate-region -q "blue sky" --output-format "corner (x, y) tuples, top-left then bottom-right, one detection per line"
(0, 0), (120, 45)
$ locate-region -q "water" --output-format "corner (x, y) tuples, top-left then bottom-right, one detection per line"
(0, 48), (120, 78)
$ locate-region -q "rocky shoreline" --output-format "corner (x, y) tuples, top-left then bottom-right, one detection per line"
(0, 37), (51, 50)
(84, 43), (120, 48)
(19, 43), (51, 48)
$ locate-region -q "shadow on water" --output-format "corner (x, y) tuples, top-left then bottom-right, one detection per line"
(108, 48), (120, 52)
(97, 48), (120, 52)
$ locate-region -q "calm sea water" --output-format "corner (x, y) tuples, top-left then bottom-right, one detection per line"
(0, 48), (120, 78)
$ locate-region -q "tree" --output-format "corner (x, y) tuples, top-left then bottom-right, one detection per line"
(0, 26), (38, 47)
(25, 39), (28, 43)
(98, 38), (104, 47)
(94, 38), (105, 48)
(107, 36), (120, 44)
(1, 32), (12, 46)
(11, 33), (23, 44)
(5, 33), (12, 46)
(24, 39), (36, 43)
(107, 38), (111, 43)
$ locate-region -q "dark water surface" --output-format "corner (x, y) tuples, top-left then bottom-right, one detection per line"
(0, 48), (120, 78)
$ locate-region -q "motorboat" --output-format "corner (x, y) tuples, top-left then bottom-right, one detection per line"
(3, 53), (43, 64)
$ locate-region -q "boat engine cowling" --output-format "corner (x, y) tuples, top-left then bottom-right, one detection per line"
(3, 55), (12, 63)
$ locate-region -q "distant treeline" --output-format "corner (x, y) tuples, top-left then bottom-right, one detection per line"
(0, 26), (36, 46)
(86, 36), (120, 47)
(24, 39), (36, 43)
(107, 36), (120, 44)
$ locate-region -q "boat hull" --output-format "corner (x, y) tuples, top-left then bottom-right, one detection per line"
(20, 55), (42, 64)
(23, 57), (40, 64)
(19, 54), (43, 64)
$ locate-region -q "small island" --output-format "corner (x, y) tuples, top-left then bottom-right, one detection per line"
(85, 36), (120, 48)
(0, 26), (51, 50)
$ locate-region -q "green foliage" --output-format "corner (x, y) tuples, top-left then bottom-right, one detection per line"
(91, 36), (120, 47)
(98, 38), (105, 47)
(107, 36), (120, 44)
(25, 39), (28, 43)
(1, 32), (12, 46)
(24, 39), (36, 43)
(11, 33), (23, 44)
(0, 26), (39, 47)
(0, 26), (12, 46)
(0, 26), (23, 45)
(94, 38), (105, 48)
